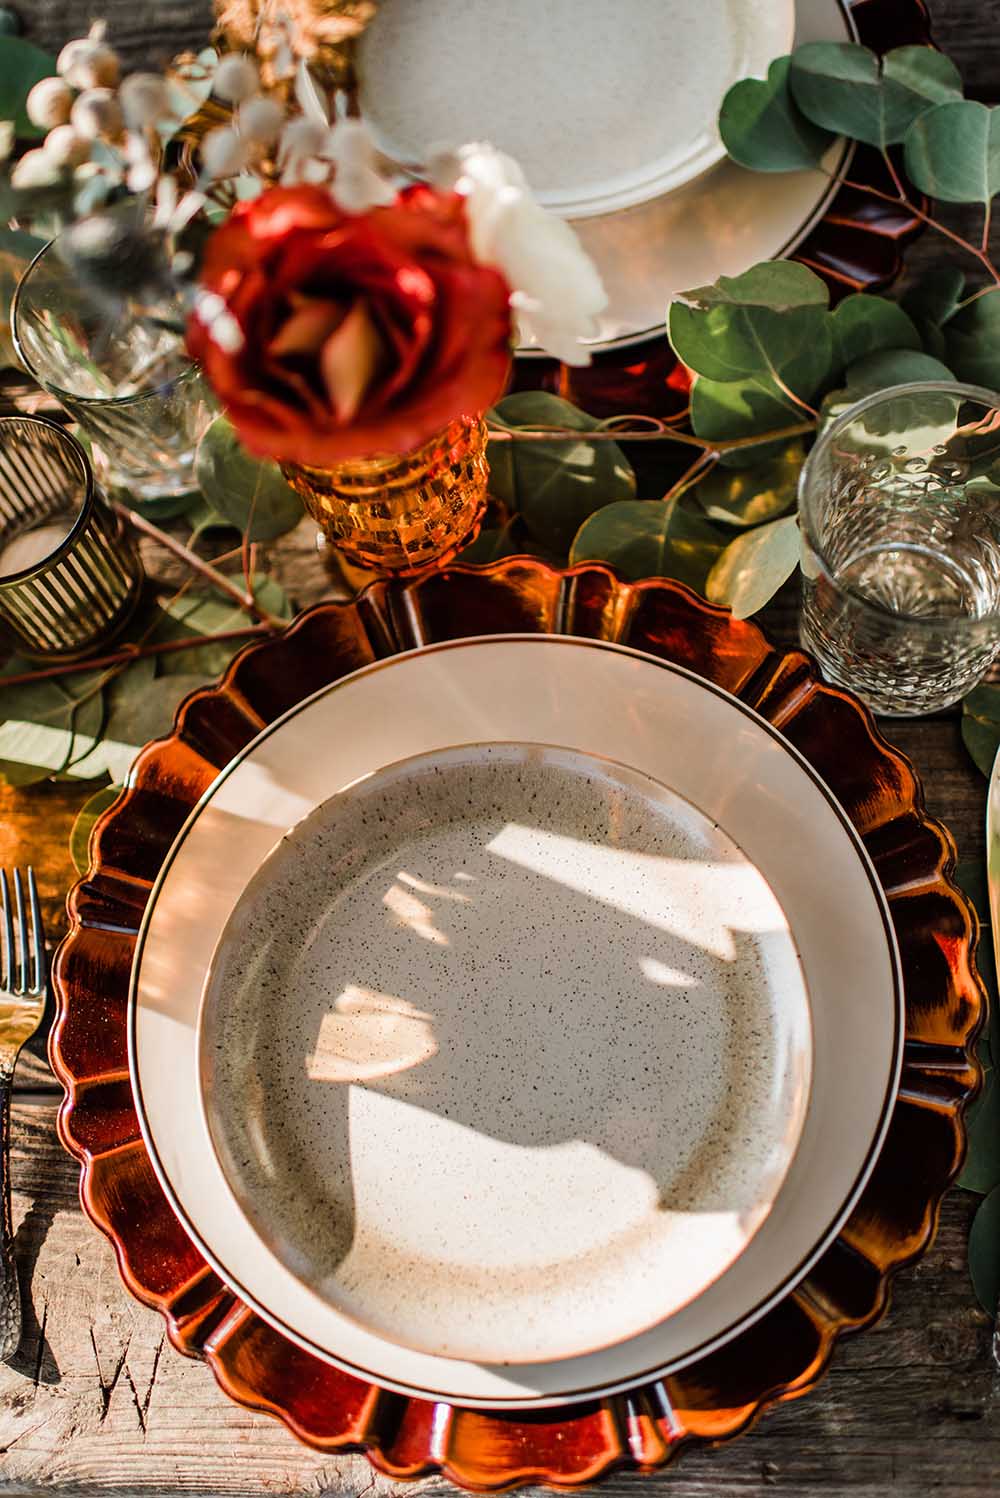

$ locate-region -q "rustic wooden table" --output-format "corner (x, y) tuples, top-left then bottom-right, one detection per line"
(3, 2), (1000, 1494)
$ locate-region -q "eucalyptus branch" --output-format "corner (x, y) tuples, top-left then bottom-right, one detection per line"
(114, 503), (288, 628)
(487, 421), (815, 450)
(0, 627), (272, 688)
(838, 172), (1000, 285)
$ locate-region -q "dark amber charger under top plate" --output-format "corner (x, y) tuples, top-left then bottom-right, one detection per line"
(51, 560), (982, 1490)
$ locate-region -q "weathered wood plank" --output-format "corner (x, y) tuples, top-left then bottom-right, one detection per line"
(2, 1100), (998, 1496)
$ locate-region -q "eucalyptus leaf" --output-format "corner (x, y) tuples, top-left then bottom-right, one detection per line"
(689, 375), (804, 468)
(915, 318), (950, 363)
(694, 444), (803, 527)
(968, 1184), (1000, 1316)
(901, 266), (967, 328)
(706, 514), (801, 619)
(67, 667), (206, 782)
(186, 496), (238, 543)
(456, 519), (551, 565)
(147, 577), (291, 677)
(196, 416), (304, 542)
(790, 42), (963, 150)
(904, 100), (1000, 204)
(69, 784), (123, 876)
(568, 498), (724, 591)
(0, 658), (106, 786)
(944, 288), (1000, 389)
(960, 1073), (1000, 1195)
(819, 349), (958, 437)
(843, 347), (956, 397)
(118, 487), (201, 523)
(0, 37), (57, 138)
(963, 683), (1000, 776)
(669, 261), (830, 384)
(719, 55), (836, 172)
(488, 392), (635, 553)
(830, 294), (921, 368)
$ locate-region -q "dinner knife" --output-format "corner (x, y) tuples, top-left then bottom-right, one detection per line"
(985, 748), (1000, 1369)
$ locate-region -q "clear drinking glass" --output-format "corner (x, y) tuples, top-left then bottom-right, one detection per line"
(798, 382), (1000, 716)
(10, 235), (213, 502)
(0, 415), (143, 659)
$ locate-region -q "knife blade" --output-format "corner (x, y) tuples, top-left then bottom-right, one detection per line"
(984, 747), (1000, 1368)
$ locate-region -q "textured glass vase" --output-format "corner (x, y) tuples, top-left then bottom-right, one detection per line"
(282, 416), (489, 576)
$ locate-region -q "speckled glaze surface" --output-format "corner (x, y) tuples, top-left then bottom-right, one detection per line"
(513, 0), (932, 407)
(51, 559), (983, 1488)
(359, 0), (795, 215)
(202, 743), (810, 1365)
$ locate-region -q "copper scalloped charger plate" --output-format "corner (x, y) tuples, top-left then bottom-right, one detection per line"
(52, 561), (983, 1489)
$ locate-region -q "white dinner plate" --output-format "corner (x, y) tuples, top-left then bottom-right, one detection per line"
(130, 636), (903, 1407)
(357, 0), (855, 350)
(359, 0), (796, 216)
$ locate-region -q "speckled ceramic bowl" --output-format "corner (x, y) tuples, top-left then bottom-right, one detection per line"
(200, 740), (812, 1365)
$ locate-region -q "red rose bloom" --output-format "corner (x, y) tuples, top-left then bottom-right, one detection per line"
(187, 184), (513, 466)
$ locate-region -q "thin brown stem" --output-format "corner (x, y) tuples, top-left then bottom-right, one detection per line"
(880, 147), (908, 203)
(114, 503), (288, 628)
(662, 450), (719, 504)
(765, 366), (819, 421)
(983, 198), (994, 258)
(0, 627), (272, 688)
(957, 281), (1000, 311)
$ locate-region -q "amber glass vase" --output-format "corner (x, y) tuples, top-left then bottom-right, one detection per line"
(281, 415), (489, 576)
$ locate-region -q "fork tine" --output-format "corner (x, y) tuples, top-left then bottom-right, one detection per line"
(0, 871), (10, 991)
(27, 868), (43, 994)
(13, 869), (27, 993)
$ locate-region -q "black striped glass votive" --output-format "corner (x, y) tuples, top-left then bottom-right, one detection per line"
(0, 416), (143, 661)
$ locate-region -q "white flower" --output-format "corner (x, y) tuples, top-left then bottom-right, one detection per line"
(194, 289), (244, 354)
(432, 142), (607, 366)
(327, 120), (395, 215)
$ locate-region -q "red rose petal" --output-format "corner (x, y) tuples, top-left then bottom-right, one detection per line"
(188, 182), (514, 463)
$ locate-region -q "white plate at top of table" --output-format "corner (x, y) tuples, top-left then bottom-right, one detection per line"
(130, 637), (902, 1407)
(357, 0), (855, 349)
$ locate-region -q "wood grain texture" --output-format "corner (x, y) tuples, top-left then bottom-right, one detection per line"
(1, 1099), (998, 1496)
(2, 0), (1000, 1490)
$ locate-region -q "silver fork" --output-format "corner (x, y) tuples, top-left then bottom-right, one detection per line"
(0, 869), (46, 1363)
